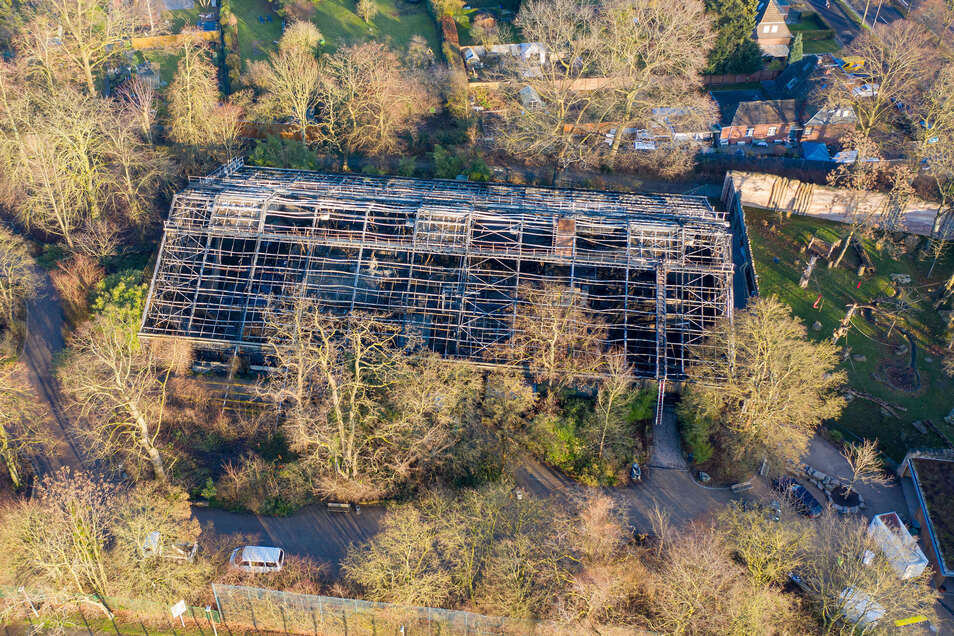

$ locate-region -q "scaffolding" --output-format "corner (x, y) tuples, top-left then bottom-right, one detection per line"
(140, 159), (735, 380)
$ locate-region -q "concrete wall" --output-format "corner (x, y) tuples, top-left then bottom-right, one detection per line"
(724, 170), (947, 237)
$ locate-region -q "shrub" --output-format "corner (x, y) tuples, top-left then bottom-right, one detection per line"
(397, 156), (417, 177)
(214, 453), (312, 515)
(432, 144), (463, 178)
(249, 135), (320, 170)
(680, 409), (714, 464)
(467, 156), (491, 181)
(50, 253), (105, 325)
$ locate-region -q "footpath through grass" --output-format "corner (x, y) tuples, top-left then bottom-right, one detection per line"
(745, 207), (954, 461)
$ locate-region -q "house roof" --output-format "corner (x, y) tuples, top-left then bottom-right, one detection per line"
(902, 453), (954, 577)
(757, 0), (790, 26)
(729, 99), (798, 126)
(804, 105), (857, 126)
(766, 55), (820, 99)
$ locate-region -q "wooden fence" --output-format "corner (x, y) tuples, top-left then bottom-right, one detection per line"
(702, 69), (782, 87)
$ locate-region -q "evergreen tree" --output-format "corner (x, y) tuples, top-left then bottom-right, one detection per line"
(788, 32), (804, 64)
(705, 0), (764, 73)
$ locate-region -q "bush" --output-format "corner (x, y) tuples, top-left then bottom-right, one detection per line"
(432, 144), (463, 178)
(467, 156), (491, 182)
(680, 409), (714, 465)
(397, 156), (417, 177)
(50, 253), (105, 326)
(249, 135), (320, 170)
(213, 453), (313, 515)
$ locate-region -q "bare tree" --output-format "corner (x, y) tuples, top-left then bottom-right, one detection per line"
(59, 293), (172, 482)
(492, 0), (714, 181)
(262, 295), (477, 498)
(826, 133), (886, 268)
(0, 470), (209, 603)
(824, 21), (933, 140)
(315, 42), (432, 168)
(491, 0), (612, 183)
(356, 0), (377, 23)
(796, 512), (938, 632)
(594, 348), (633, 460)
(0, 361), (45, 488)
(0, 80), (166, 246)
(642, 523), (807, 634)
(250, 21), (322, 143)
(24, 0), (144, 95)
(116, 77), (157, 143)
(480, 369), (537, 433)
(167, 37), (220, 151)
(0, 227), (36, 330)
(342, 504), (452, 606)
(717, 501), (810, 587)
(678, 296), (846, 469)
(506, 283), (606, 403)
(597, 0), (714, 160)
(841, 439), (889, 493)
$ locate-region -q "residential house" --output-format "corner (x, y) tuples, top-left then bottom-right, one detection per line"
(898, 451), (954, 588)
(719, 99), (798, 145)
(800, 101), (857, 145)
(764, 54), (857, 146)
(651, 107), (717, 145)
(753, 0), (793, 58)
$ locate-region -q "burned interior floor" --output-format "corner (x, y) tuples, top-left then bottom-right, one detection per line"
(140, 160), (735, 380)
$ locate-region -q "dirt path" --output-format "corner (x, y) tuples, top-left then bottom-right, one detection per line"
(22, 267), (83, 474)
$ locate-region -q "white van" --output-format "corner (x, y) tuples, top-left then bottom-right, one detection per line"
(229, 546), (285, 573)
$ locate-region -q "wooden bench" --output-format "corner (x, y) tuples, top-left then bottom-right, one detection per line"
(327, 502), (352, 513)
(730, 481), (753, 493)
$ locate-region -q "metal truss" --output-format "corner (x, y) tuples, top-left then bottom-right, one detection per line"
(140, 159), (734, 380)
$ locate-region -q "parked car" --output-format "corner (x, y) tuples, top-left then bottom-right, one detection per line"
(772, 476), (823, 518)
(229, 546), (285, 573)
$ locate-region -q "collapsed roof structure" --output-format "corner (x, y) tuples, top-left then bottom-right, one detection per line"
(140, 159), (734, 380)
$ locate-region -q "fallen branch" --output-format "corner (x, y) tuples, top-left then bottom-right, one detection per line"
(844, 389), (907, 418)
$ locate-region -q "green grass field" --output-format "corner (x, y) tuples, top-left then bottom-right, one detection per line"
(231, 0), (283, 65)
(227, 0), (440, 68)
(788, 12), (829, 31)
(310, 0), (439, 53)
(745, 207), (954, 461)
(803, 37), (841, 54)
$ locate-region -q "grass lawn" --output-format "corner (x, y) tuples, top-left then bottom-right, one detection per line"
(137, 49), (181, 86)
(745, 207), (954, 461)
(231, 0), (283, 66)
(803, 37), (841, 54)
(309, 0), (439, 53)
(166, 5), (203, 32)
(789, 12), (829, 31)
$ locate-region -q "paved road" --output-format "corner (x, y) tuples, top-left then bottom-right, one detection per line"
(802, 435), (909, 515)
(515, 403), (735, 535)
(807, 0), (905, 49)
(21, 267), (83, 475)
(194, 504), (386, 575)
(808, 0), (864, 46)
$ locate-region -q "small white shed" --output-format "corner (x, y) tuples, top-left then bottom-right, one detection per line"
(867, 511), (929, 580)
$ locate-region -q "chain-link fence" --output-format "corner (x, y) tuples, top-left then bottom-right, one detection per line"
(212, 584), (539, 635)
